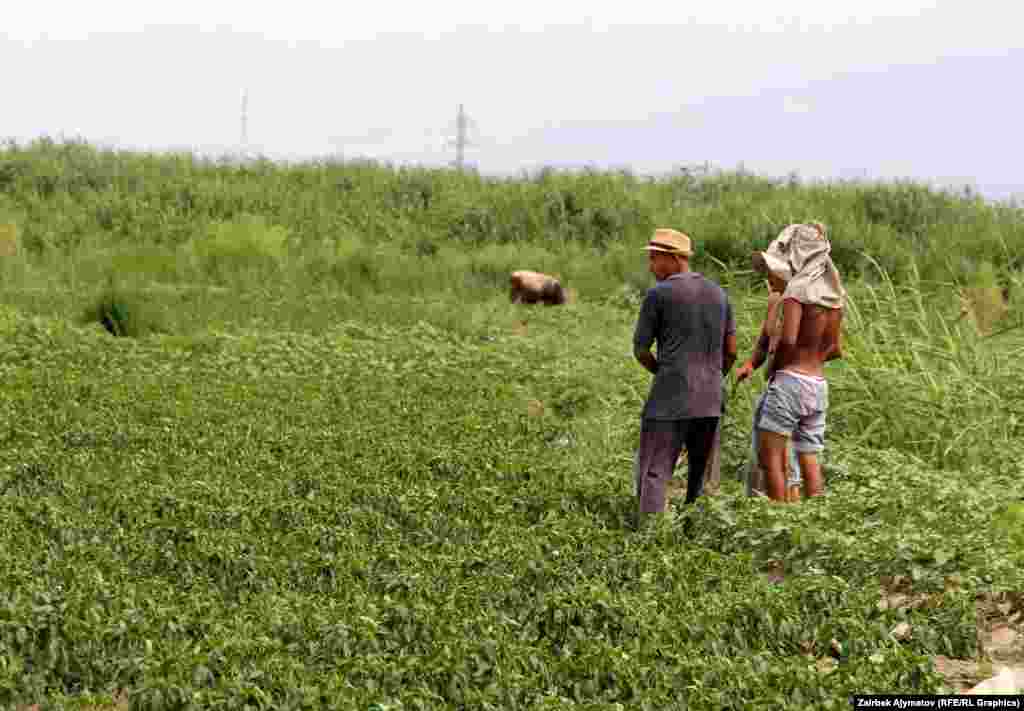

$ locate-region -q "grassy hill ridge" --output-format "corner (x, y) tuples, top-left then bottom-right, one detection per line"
(2, 138), (1023, 290)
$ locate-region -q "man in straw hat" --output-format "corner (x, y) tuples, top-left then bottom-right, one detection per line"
(738, 222), (845, 503)
(632, 228), (737, 527)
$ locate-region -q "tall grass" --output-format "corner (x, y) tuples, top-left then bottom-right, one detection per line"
(822, 273), (1022, 472)
(2, 138), (1023, 286)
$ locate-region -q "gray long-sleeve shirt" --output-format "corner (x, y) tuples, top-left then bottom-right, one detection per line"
(633, 271), (736, 420)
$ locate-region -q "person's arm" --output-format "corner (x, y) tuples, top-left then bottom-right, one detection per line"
(736, 293), (780, 381)
(633, 289), (660, 375)
(824, 308), (844, 361)
(635, 349), (658, 375)
(723, 332), (738, 375)
(721, 299), (738, 376)
(752, 330), (771, 367)
(736, 332), (769, 382)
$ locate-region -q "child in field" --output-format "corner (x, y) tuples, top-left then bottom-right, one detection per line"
(737, 280), (803, 500)
(739, 222), (845, 502)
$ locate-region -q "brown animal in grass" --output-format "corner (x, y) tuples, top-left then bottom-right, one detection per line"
(510, 270), (567, 306)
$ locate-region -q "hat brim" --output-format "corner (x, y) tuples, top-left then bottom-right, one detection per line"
(645, 245), (692, 257)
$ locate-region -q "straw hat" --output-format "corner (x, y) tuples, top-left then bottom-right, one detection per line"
(644, 228), (693, 257)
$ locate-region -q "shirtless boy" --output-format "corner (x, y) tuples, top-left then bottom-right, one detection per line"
(736, 277), (803, 501)
(740, 224), (844, 502)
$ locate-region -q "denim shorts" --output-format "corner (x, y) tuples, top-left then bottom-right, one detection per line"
(754, 370), (828, 453)
(747, 395), (803, 495)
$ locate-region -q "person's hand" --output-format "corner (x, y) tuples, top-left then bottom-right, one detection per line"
(736, 361), (755, 382)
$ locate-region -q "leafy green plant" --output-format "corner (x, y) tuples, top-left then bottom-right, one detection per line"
(185, 214), (290, 284)
(992, 502), (1024, 563)
(80, 278), (167, 337)
(0, 139), (1023, 709)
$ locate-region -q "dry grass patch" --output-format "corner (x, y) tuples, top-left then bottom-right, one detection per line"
(18, 689), (129, 711)
(0, 223), (18, 257)
(526, 398), (546, 418)
(957, 285), (1010, 335)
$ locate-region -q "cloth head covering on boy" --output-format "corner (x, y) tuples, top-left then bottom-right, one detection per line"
(755, 223), (845, 309)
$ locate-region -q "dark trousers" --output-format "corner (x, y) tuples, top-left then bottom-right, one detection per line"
(634, 417), (720, 513)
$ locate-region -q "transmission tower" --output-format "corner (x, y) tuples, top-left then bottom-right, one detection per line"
(446, 103), (476, 171)
(240, 89), (249, 158)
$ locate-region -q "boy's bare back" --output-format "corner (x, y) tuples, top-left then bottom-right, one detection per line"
(772, 300), (843, 377)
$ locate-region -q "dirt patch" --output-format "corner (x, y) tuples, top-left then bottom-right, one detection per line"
(932, 656), (988, 693)
(666, 478), (686, 500)
(878, 584), (1024, 692)
(976, 591), (1024, 664)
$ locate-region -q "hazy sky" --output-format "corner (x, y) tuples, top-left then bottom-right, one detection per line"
(3, 1), (1022, 198)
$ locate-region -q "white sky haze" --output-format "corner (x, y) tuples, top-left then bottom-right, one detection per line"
(3, 1), (1022, 198)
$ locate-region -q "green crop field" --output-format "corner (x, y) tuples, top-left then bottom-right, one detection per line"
(0, 139), (1022, 709)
